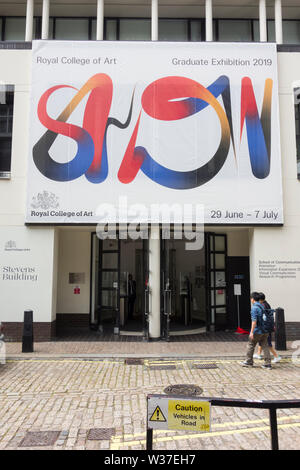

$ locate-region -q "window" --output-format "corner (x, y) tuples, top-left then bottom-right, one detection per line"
(55, 18), (90, 40)
(0, 86), (14, 178)
(5, 16), (300, 44)
(190, 20), (203, 42)
(91, 19), (119, 41)
(252, 20), (260, 42)
(4, 17), (26, 41)
(283, 20), (300, 45)
(268, 19), (300, 44)
(159, 19), (189, 41)
(218, 20), (253, 42)
(105, 19), (118, 40)
(119, 19), (151, 41)
(105, 19), (117, 40)
(294, 87), (300, 179)
(267, 20), (276, 42)
(3, 17), (39, 41)
(47, 18), (54, 40)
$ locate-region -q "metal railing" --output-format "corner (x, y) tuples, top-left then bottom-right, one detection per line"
(146, 397), (300, 450)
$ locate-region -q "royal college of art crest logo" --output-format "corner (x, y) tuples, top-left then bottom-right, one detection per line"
(31, 191), (59, 210)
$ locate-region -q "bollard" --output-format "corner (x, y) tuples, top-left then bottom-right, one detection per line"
(22, 310), (34, 353)
(275, 308), (287, 351)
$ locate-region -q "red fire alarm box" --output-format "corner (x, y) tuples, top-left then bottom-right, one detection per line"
(74, 286), (80, 294)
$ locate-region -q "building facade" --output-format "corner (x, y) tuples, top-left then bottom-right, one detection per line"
(0, 0), (300, 342)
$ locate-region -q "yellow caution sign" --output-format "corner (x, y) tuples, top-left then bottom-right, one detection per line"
(150, 406), (167, 423)
(148, 395), (211, 432)
(168, 399), (210, 431)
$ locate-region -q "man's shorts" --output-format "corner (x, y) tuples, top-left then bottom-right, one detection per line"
(260, 333), (272, 348)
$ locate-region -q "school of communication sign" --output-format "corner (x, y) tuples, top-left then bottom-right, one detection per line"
(26, 40), (283, 224)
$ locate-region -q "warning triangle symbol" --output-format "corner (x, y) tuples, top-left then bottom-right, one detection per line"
(150, 406), (167, 422)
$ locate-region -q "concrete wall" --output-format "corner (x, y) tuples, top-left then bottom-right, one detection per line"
(249, 52), (300, 324)
(0, 50), (31, 228)
(0, 226), (57, 333)
(56, 230), (91, 315)
(1, 47), (300, 331)
(227, 230), (250, 257)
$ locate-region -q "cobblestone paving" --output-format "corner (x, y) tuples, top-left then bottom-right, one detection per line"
(5, 335), (296, 358)
(0, 357), (299, 450)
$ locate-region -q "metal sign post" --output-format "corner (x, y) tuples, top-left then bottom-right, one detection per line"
(234, 284), (242, 329)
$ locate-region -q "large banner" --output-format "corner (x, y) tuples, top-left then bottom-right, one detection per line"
(26, 41), (283, 224)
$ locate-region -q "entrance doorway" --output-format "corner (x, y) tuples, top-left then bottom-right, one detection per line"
(120, 238), (149, 334)
(226, 256), (251, 331)
(90, 234), (149, 335)
(205, 233), (228, 331)
(160, 231), (229, 336)
(90, 228), (232, 339)
(160, 231), (207, 336)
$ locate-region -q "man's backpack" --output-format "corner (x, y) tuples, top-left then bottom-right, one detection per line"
(258, 304), (275, 333)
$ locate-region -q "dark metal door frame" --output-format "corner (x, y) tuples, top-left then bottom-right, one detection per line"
(98, 238), (121, 334)
(142, 237), (150, 339)
(160, 234), (170, 340)
(90, 230), (152, 336)
(205, 232), (228, 331)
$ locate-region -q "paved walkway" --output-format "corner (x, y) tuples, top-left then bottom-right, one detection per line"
(2, 332), (299, 450)
(0, 355), (299, 450)
(5, 330), (296, 359)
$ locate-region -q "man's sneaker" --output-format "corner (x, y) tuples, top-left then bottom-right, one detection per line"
(261, 364), (272, 370)
(253, 354), (262, 360)
(272, 356), (281, 364)
(240, 361), (253, 367)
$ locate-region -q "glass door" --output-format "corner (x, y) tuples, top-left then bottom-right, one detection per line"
(161, 229), (207, 335)
(90, 233), (99, 329)
(91, 236), (121, 334)
(206, 233), (228, 331)
(160, 233), (177, 339)
(100, 238), (121, 333)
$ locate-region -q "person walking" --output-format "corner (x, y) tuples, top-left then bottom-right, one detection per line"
(241, 292), (272, 369)
(253, 293), (281, 364)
